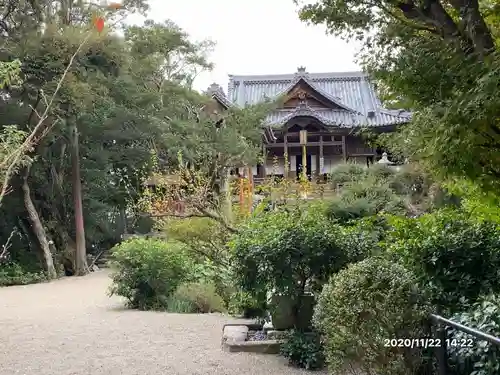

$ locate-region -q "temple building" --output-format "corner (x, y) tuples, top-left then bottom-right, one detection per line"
(206, 67), (411, 179)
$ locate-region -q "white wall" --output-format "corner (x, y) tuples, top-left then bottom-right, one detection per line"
(265, 161), (285, 175)
(323, 155), (343, 174)
(290, 155), (296, 171)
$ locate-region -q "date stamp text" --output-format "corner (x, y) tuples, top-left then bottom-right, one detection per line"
(383, 338), (474, 349)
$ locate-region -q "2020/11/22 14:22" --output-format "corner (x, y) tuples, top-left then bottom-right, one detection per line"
(383, 338), (474, 348)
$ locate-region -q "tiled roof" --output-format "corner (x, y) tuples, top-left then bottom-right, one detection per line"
(227, 68), (411, 128)
(205, 83), (233, 108)
(265, 107), (410, 128)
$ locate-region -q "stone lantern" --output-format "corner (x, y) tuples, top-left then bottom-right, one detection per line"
(377, 152), (393, 165)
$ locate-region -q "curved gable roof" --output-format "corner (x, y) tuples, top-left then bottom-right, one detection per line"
(227, 69), (411, 128)
(274, 72), (357, 113)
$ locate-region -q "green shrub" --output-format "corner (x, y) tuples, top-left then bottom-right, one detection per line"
(228, 290), (267, 318)
(231, 204), (348, 327)
(367, 163), (396, 182)
(335, 217), (386, 262)
(447, 294), (500, 375)
(339, 182), (407, 214)
(191, 260), (235, 306)
(329, 163), (367, 186)
(164, 217), (230, 264)
(327, 163), (451, 220)
(326, 196), (379, 223)
(326, 172), (408, 222)
(279, 329), (325, 370)
(165, 295), (194, 313)
(384, 209), (500, 313)
(108, 238), (192, 310)
(314, 257), (431, 375)
(167, 282), (225, 313)
(231, 204), (347, 295)
(0, 262), (47, 286)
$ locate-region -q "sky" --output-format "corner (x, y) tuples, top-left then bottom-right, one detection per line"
(126, 0), (361, 92)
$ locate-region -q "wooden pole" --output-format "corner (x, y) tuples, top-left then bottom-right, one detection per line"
(302, 144), (307, 179)
(239, 176), (244, 213)
(247, 166), (253, 214)
(342, 135), (347, 162)
(300, 130), (308, 180)
(319, 135), (324, 178)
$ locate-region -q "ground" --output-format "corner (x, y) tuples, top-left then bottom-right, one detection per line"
(0, 270), (322, 375)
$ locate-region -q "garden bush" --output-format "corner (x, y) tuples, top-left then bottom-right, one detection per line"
(191, 260), (235, 307)
(335, 216), (386, 262)
(0, 262), (47, 286)
(167, 282), (225, 313)
(231, 203), (346, 296)
(327, 163), (452, 221)
(314, 257), (431, 375)
(326, 171), (408, 222)
(108, 238), (193, 310)
(279, 329), (325, 370)
(447, 294), (500, 375)
(329, 163), (367, 186)
(163, 217), (230, 265)
(384, 209), (500, 313)
(230, 203), (347, 327)
(227, 290), (267, 318)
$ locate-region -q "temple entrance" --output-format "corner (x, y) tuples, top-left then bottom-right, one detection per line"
(296, 153), (312, 180)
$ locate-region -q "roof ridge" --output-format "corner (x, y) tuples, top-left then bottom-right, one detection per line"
(229, 71), (367, 82)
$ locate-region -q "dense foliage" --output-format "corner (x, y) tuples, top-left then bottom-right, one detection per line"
(167, 282), (225, 314)
(0, 262), (47, 286)
(108, 238), (192, 310)
(0, 0), (269, 283)
(326, 163), (451, 222)
(298, 0), (500, 195)
(384, 209), (500, 313)
(313, 257), (431, 375)
(279, 329), (325, 370)
(448, 294), (500, 375)
(230, 203), (346, 296)
(227, 290), (267, 318)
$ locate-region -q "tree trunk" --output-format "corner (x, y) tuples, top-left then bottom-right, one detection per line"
(22, 166), (57, 279)
(70, 121), (88, 276)
(448, 0), (495, 55)
(119, 207), (128, 236)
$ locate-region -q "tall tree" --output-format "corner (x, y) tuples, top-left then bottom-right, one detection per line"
(0, 1), (218, 279)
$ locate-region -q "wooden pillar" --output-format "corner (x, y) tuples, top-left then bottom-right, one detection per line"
(319, 135), (324, 177)
(316, 154), (320, 178)
(341, 135), (347, 162)
(247, 166), (253, 214)
(259, 143), (267, 178)
(284, 134), (288, 177)
(302, 145), (307, 179)
(300, 130), (307, 179)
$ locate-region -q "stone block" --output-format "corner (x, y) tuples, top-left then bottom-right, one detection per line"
(222, 325), (248, 343)
(267, 330), (287, 340)
(222, 340), (281, 354)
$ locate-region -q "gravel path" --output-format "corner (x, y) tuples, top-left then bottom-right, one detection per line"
(0, 270), (323, 375)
